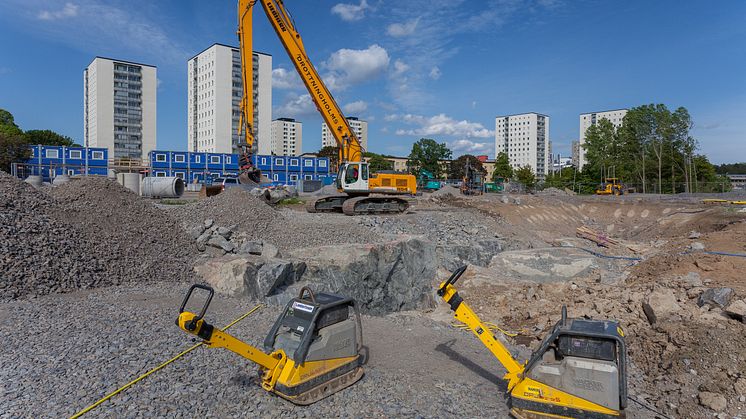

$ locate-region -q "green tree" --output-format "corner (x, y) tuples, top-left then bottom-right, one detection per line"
(491, 151), (513, 182)
(448, 154), (485, 179)
(407, 138), (451, 179)
(514, 165), (536, 192)
(24, 129), (76, 147)
(0, 108), (22, 136)
(317, 146), (339, 171)
(715, 163), (746, 174)
(367, 154), (394, 173)
(0, 131), (31, 173)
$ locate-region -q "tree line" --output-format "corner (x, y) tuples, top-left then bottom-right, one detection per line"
(0, 109), (78, 172)
(547, 104), (732, 194)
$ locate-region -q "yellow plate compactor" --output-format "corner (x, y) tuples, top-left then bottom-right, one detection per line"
(177, 284), (364, 405)
(438, 266), (628, 418)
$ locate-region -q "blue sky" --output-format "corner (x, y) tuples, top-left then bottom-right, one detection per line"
(0, 0), (744, 163)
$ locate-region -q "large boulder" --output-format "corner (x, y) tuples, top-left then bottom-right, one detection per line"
(195, 255), (302, 298)
(279, 236), (437, 315)
(642, 288), (682, 325)
(437, 239), (503, 271)
(698, 287), (734, 308)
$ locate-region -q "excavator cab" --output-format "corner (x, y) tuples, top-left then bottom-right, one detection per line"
(336, 162), (370, 195)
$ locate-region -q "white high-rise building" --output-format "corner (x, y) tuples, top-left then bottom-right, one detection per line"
(271, 118), (303, 156)
(578, 109), (628, 170)
(84, 57), (156, 160)
(187, 43), (271, 154)
(495, 112), (550, 177)
(321, 117), (367, 150)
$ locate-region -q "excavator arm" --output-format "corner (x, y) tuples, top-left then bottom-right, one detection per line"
(239, 0), (363, 164)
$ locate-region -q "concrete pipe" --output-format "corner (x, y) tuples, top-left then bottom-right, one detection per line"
(24, 175), (43, 188)
(122, 173), (142, 195)
(141, 177), (185, 198)
(107, 169), (117, 179)
(52, 174), (70, 186)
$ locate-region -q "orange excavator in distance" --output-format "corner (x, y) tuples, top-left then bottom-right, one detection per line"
(237, 0), (417, 215)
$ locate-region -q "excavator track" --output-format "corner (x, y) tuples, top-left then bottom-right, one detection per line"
(305, 195), (348, 213)
(341, 196), (409, 215)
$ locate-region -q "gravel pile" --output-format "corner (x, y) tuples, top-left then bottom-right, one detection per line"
(0, 173), (197, 300)
(171, 188), (381, 251)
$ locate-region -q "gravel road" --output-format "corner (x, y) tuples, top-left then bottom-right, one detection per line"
(2, 282), (518, 418)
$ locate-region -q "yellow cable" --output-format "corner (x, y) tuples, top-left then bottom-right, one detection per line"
(452, 321), (520, 337)
(70, 303), (263, 419)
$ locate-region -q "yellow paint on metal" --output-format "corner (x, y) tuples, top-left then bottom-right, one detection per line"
(511, 378), (621, 416)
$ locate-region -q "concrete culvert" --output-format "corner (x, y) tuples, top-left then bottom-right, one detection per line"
(141, 176), (185, 198)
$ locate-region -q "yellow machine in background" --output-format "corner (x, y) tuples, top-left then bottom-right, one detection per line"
(240, 0), (416, 215)
(177, 285), (364, 405)
(595, 178), (626, 196)
(437, 266), (628, 418)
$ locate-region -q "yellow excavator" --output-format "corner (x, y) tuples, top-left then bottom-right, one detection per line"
(238, 0), (417, 215)
(438, 266), (628, 418)
(177, 284), (364, 405)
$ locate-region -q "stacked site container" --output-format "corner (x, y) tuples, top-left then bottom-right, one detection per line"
(21, 145), (108, 181)
(147, 151), (332, 185)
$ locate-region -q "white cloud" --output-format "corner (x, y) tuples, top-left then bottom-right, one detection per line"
(392, 59), (410, 76)
(393, 113), (494, 138)
(343, 100), (368, 114)
(449, 139), (493, 156)
(274, 93), (316, 118)
(331, 0), (370, 22)
(429, 66), (441, 80)
(471, 101), (477, 109)
(38, 2), (78, 20)
(386, 18), (419, 37)
(323, 44), (390, 90)
(272, 67), (302, 90)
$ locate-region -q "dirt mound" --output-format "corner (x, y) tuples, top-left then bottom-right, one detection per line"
(0, 173), (197, 300)
(171, 188), (381, 251)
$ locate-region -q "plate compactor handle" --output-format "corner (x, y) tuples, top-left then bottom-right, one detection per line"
(437, 265), (468, 297)
(179, 284), (214, 331)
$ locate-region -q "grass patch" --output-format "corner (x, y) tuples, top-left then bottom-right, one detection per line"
(276, 197), (305, 206)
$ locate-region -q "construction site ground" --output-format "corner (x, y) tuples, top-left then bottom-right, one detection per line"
(2, 173), (746, 418)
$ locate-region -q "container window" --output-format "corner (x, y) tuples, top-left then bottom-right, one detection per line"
(67, 169), (75, 176)
(289, 174), (298, 181)
(69, 150), (82, 159)
(273, 174), (279, 181)
(304, 175), (312, 180)
(225, 156), (231, 164)
(175, 172), (185, 179)
(318, 160), (327, 167)
(304, 160), (313, 167)
(261, 157), (268, 165)
(174, 155), (185, 163)
(155, 154), (166, 162)
(155, 172), (166, 177)
(92, 151), (105, 160)
(45, 149), (59, 159)
(195, 155), (201, 163)
(290, 159), (299, 166)
(275, 158), (284, 166)
(210, 156), (220, 164)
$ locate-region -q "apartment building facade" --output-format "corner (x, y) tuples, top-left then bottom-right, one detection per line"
(84, 57), (156, 160)
(187, 44), (272, 155)
(321, 117), (368, 150)
(271, 118), (303, 156)
(495, 112), (550, 177)
(578, 109), (628, 170)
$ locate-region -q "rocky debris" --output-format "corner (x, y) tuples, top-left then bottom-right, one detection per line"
(690, 241), (706, 250)
(698, 391), (727, 412)
(277, 236), (437, 315)
(539, 187), (574, 196)
(190, 220), (280, 258)
(171, 188), (380, 251)
(724, 299), (746, 322)
(248, 184), (298, 204)
(698, 287), (734, 308)
(688, 230), (701, 239)
(0, 172), (196, 300)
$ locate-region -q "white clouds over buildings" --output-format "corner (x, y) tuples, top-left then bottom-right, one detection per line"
(343, 100), (368, 114)
(391, 113), (494, 138)
(386, 18), (419, 37)
(323, 44), (390, 90)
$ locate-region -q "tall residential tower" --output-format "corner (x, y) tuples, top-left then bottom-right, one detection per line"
(321, 117), (368, 150)
(271, 118), (303, 156)
(495, 112), (550, 177)
(84, 57), (156, 160)
(187, 44), (272, 154)
(578, 109), (627, 170)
